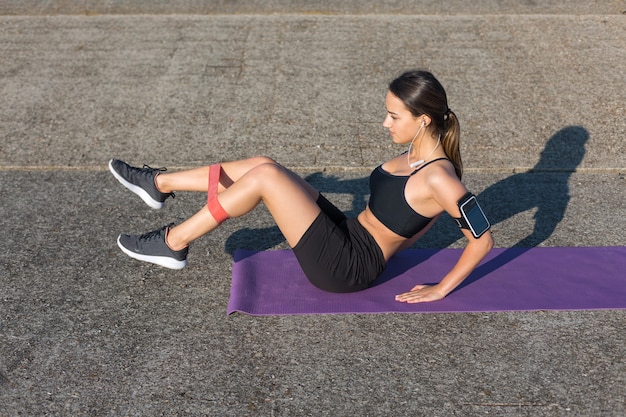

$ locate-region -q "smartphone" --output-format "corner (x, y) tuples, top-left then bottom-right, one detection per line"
(459, 195), (490, 238)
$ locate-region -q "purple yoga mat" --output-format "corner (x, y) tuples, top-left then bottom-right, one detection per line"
(227, 246), (626, 315)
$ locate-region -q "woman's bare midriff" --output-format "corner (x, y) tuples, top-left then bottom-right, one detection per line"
(357, 208), (409, 261)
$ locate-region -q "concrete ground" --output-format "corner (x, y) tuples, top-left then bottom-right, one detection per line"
(0, 1), (624, 416)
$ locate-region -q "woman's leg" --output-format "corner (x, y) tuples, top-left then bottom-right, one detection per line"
(155, 157), (268, 193)
(156, 156), (319, 199)
(114, 157), (323, 268)
(166, 162), (321, 250)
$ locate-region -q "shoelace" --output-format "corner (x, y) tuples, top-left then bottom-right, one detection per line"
(141, 164), (175, 199)
(142, 164), (167, 173)
(140, 223), (175, 242)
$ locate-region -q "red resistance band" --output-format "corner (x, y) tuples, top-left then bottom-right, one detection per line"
(207, 164), (230, 224)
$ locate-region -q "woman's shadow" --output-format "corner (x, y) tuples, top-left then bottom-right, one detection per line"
(226, 126), (588, 290)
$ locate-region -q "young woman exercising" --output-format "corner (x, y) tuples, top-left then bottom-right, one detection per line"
(109, 70), (494, 304)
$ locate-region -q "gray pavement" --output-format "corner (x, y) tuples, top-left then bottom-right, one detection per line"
(2, 1), (626, 16)
(1, 2), (625, 416)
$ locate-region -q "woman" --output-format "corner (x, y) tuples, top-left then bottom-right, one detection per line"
(109, 70), (494, 303)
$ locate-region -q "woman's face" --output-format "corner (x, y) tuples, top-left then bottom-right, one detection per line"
(383, 91), (422, 144)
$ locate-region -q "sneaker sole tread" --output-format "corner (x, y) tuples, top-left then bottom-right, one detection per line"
(117, 235), (187, 270)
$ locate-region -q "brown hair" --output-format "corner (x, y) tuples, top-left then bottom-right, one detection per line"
(389, 70), (463, 179)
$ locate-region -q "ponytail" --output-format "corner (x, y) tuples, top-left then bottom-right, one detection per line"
(441, 110), (463, 180)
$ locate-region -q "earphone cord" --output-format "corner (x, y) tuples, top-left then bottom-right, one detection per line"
(407, 123), (424, 168)
(408, 130), (441, 168)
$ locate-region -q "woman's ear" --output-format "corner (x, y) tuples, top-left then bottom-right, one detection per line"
(421, 115), (432, 127)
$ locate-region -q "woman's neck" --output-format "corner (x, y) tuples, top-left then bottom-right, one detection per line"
(408, 133), (442, 168)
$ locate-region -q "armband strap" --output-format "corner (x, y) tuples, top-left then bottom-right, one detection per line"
(453, 192), (473, 230)
(207, 164), (230, 224)
(453, 216), (470, 230)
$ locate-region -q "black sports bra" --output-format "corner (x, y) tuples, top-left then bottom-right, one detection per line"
(368, 158), (449, 238)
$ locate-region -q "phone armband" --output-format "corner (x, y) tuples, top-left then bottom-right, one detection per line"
(453, 192), (491, 238)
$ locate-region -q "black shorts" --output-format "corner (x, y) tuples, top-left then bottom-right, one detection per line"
(292, 194), (386, 293)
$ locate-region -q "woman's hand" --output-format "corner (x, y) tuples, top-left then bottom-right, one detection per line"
(395, 284), (446, 304)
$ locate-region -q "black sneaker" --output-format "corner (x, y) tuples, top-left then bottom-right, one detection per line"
(117, 224), (188, 269)
(109, 159), (174, 209)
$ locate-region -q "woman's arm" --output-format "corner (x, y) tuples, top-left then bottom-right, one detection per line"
(395, 165), (494, 303)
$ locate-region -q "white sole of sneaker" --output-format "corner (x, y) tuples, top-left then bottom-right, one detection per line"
(117, 235), (188, 270)
(108, 159), (165, 209)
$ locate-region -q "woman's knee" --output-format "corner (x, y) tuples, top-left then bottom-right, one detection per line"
(249, 160), (287, 182)
(248, 156), (278, 167)
(221, 156), (279, 185)
(251, 158), (319, 199)
(244, 162), (304, 199)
